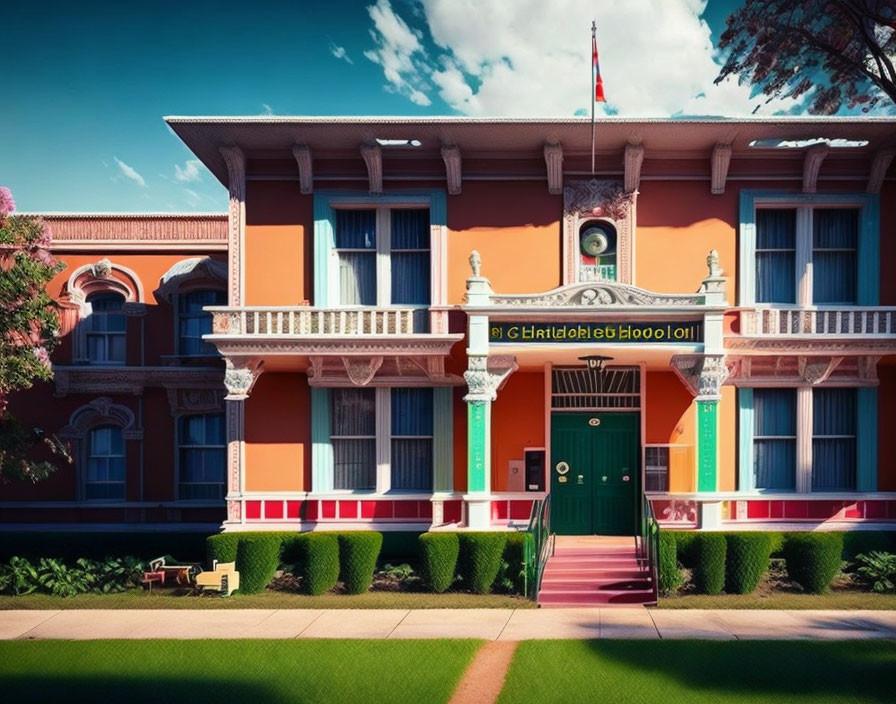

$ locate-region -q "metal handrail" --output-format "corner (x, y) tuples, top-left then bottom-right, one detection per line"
(640, 493), (660, 605)
(524, 494), (553, 600)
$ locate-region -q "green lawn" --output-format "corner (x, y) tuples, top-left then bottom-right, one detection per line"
(657, 592), (896, 610)
(498, 640), (896, 704)
(0, 589), (534, 610)
(0, 640), (481, 704)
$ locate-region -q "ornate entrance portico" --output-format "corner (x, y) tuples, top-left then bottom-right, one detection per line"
(461, 250), (729, 531)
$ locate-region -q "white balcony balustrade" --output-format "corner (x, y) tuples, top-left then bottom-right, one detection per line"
(209, 307), (429, 336)
(740, 307), (896, 337)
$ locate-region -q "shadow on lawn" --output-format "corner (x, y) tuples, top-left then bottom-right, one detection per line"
(0, 675), (294, 704)
(586, 640), (896, 703)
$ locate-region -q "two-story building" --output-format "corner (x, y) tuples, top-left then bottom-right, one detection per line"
(5, 116), (896, 539)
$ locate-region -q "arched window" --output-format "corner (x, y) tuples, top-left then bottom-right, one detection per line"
(86, 425), (126, 500)
(86, 292), (126, 364)
(178, 290), (226, 356)
(178, 413), (226, 500)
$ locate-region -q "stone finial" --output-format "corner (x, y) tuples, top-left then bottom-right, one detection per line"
(469, 250), (482, 277)
(706, 250), (722, 278)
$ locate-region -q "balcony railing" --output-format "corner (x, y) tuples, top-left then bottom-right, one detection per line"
(740, 307), (896, 337)
(209, 307), (429, 336)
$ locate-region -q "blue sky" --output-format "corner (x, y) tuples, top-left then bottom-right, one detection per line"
(0, 0), (873, 213)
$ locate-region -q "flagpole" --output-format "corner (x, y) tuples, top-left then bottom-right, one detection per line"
(591, 20), (596, 175)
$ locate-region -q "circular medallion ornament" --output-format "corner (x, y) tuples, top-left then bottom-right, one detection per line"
(555, 461), (570, 475)
(580, 226), (610, 256)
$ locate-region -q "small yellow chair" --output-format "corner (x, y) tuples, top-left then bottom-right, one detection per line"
(194, 560), (240, 596)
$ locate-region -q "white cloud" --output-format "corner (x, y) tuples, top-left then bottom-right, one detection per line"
(114, 157), (147, 187)
(365, 0), (804, 116)
(261, 103), (274, 115)
(183, 188), (201, 206)
(329, 42), (354, 64)
(174, 159), (204, 183)
(364, 0), (432, 106)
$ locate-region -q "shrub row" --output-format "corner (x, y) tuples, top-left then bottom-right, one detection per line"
(417, 532), (532, 595)
(205, 531), (383, 595)
(665, 530), (846, 594)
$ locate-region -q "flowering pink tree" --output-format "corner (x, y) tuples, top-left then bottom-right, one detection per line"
(0, 186), (69, 482)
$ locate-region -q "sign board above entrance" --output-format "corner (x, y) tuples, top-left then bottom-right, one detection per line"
(489, 321), (703, 343)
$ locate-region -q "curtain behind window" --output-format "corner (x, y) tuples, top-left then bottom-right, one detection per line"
(753, 389), (796, 490)
(336, 210), (377, 305)
(813, 209), (857, 304)
(332, 388), (376, 490)
(179, 413), (226, 500)
(755, 210), (796, 303)
(86, 425), (126, 500)
(391, 209), (430, 305)
(390, 388), (433, 491)
(812, 388), (856, 491)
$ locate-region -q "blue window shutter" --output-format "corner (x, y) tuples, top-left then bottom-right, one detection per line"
(433, 387), (453, 492)
(857, 387), (878, 492)
(313, 196), (335, 306)
(311, 387), (333, 492)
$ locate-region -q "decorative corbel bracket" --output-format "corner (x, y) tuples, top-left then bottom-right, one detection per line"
(292, 144), (313, 194)
(798, 355), (843, 385)
(223, 357), (264, 400)
(866, 148), (895, 194)
(623, 143), (644, 194)
(671, 354), (729, 401)
(711, 143), (732, 195)
(858, 355), (882, 381)
(802, 143), (829, 194)
(360, 143), (383, 194)
(463, 355), (518, 402)
(441, 144), (462, 195)
(342, 356), (384, 386)
(544, 142), (563, 195)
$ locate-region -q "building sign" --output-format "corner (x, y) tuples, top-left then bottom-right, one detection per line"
(489, 321), (703, 343)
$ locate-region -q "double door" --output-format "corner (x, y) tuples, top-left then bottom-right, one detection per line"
(550, 412), (639, 535)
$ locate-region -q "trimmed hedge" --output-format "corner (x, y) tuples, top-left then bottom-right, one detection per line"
(692, 533), (726, 595)
(337, 532), (383, 594)
(301, 533), (340, 595)
(500, 533), (534, 595)
(235, 535), (282, 594)
(207, 533), (241, 565)
(724, 533), (772, 594)
(418, 533), (459, 593)
(658, 531), (683, 595)
(783, 532), (844, 594)
(458, 533), (507, 594)
(668, 531), (700, 568)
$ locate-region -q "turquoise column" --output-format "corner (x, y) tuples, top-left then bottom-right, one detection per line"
(433, 387), (454, 492)
(697, 400), (718, 492)
(467, 401), (489, 492)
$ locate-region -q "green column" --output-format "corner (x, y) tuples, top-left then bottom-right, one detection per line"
(857, 387), (878, 492)
(433, 387), (454, 492)
(467, 401), (489, 493)
(697, 400), (718, 492)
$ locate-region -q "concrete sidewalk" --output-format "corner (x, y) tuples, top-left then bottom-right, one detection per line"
(3, 608), (896, 641)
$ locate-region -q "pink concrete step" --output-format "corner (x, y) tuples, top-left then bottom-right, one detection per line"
(538, 588), (656, 606)
(545, 559), (644, 570)
(542, 568), (647, 580)
(553, 548), (640, 557)
(540, 579), (653, 591)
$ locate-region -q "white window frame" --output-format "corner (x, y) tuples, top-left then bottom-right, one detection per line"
(739, 191), (877, 307)
(85, 424), (126, 501)
(176, 412), (227, 502)
(84, 292), (127, 366)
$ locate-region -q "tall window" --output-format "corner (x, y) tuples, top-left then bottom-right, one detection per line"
(753, 206), (859, 305)
(178, 414), (226, 500)
(755, 210), (796, 304)
(645, 446), (670, 492)
(86, 425), (126, 500)
(331, 388), (376, 490)
(334, 207), (430, 307)
(813, 210), (858, 304)
(812, 388), (856, 491)
(85, 292), (126, 364)
(391, 388), (433, 491)
(179, 290), (226, 355)
(753, 389), (797, 490)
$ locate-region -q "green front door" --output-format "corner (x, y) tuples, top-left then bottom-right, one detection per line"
(550, 412), (639, 535)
